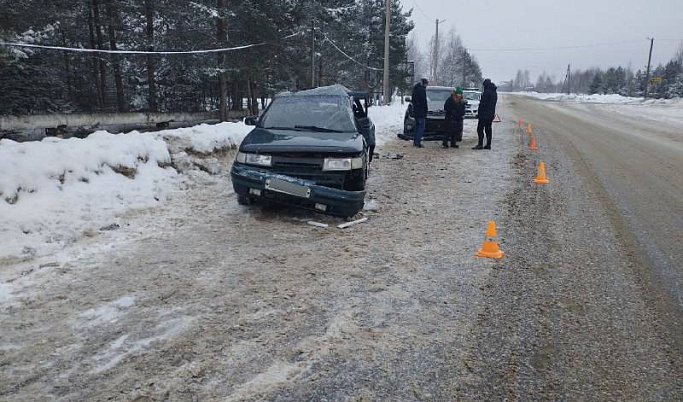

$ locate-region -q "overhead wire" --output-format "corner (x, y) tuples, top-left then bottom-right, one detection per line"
(469, 40), (647, 52)
(407, 0), (434, 22)
(0, 31), (303, 55)
(321, 33), (383, 71)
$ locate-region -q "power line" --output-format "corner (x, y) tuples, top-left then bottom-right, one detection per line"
(0, 31), (303, 55)
(322, 34), (383, 71)
(470, 40), (645, 52)
(407, 0), (433, 22)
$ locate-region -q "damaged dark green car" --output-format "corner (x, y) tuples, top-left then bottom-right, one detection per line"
(231, 85), (375, 217)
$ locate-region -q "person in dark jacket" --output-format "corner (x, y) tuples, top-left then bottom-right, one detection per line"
(474, 78), (498, 150)
(411, 78), (429, 148)
(443, 86), (466, 148)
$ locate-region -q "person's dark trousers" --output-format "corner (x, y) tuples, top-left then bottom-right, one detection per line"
(442, 123), (451, 146)
(443, 120), (463, 146)
(476, 118), (493, 147)
(414, 117), (425, 146)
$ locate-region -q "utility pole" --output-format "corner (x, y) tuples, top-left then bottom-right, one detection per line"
(433, 19), (446, 85)
(383, 0), (391, 105)
(566, 64), (571, 94)
(462, 47), (467, 87)
(644, 37), (654, 98)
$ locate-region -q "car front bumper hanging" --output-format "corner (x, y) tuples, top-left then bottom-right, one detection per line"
(231, 164), (365, 217)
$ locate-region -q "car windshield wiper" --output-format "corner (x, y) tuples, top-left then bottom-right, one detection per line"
(294, 125), (343, 133)
(262, 126), (303, 131)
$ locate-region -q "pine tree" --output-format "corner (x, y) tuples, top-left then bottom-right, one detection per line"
(589, 72), (603, 94)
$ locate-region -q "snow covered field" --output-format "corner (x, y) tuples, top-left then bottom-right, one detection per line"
(510, 92), (683, 126)
(510, 91), (682, 105)
(0, 122), (252, 261)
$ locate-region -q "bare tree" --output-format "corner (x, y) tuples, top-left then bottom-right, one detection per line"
(437, 29), (463, 87)
(406, 32), (427, 83)
(675, 41), (683, 66)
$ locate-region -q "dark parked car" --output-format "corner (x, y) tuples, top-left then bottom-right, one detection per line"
(231, 85), (375, 217)
(399, 86), (468, 141)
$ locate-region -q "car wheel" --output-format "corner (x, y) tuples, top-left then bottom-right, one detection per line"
(237, 195), (253, 206)
(403, 119), (414, 138)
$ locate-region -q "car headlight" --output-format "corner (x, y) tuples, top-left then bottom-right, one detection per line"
(236, 152), (272, 167)
(323, 157), (364, 171)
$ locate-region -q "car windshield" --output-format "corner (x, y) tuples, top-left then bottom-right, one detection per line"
(426, 89), (453, 103)
(464, 92), (480, 101)
(259, 95), (357, 133)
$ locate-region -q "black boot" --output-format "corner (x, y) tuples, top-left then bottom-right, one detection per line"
(483, 144), (491, 150)
(472, 144), (484, 150)
(442, 143), (449, 148)
(451, 143), (460, 148)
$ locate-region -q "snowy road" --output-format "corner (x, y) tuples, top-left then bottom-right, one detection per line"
(2, 97), (682, 401)
(462, 95), (682, 400)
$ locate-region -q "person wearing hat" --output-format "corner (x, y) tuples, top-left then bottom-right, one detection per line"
(474, 78), (498, 150)
(443, 86), (466, 148)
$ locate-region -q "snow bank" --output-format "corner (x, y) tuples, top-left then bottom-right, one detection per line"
(0, 121), (251, 260)
(0, 104), (413, 261)
(160, 121), (252, 154)
(368, 102), (406, 146)
(510, 91), (683, 106)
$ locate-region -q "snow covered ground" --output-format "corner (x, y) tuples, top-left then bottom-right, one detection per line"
(0, 122), (252, 261)
(0, 103), (408, 263)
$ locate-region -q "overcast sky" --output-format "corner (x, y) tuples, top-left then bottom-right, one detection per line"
(399, 0), (683, 84)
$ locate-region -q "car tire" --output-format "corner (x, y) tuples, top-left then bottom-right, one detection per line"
(402, 119), (414, 140)
(237, 195), (253, 206)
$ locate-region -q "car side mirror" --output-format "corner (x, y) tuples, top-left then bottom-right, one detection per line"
(404, 96), (412, 102)
(244, 116), (258, 126)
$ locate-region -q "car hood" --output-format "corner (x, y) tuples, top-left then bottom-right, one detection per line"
(240, 127), (365, 154)
(466, 100), (480, 107)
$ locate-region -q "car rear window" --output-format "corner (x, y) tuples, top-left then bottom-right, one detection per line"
(426, 89), (453, 103)
(259, 95), (357, 133)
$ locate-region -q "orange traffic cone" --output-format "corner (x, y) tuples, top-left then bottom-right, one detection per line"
(476, 220), (504, 259)
(533, 162), (549, 184)
(528, 134), (538, 150)
(525, 123), (532, 135)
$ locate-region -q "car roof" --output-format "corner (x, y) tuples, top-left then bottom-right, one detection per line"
(277, 84), (368, 100)
(426, 86), (455, 91)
